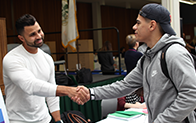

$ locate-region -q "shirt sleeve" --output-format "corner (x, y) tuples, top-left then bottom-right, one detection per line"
(91, 65), (143, 100)
(117, 96), (126, 111)
(3, 54), (57, 97)
(46, 96), (60, 113)
(45, 55), (60, 113)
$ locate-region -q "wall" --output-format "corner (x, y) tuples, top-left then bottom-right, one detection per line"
(0, 0), (140, 59)
(0, 18), (7, 95)
(0, 1), (195, 53)
(101, 6), (138, 54)
(0, 0), (94, 60)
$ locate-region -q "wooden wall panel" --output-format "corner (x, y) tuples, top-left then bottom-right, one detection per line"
(101, 6), (139, 55)
(0, 18), (7, 95)
(0, 0), (16, 43)
(0, 0), (139, 58)
(77, 2), (93, 39)
(0, 0), (196, 57)
(0, 0), (93, 60)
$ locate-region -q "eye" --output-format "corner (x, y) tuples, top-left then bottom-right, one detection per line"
(38, 29), (41, 33)
(30, 32), (36, 37)
(136, 20), (140, 25)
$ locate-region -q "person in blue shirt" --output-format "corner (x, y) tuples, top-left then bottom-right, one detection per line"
(124, 34), (143, 74)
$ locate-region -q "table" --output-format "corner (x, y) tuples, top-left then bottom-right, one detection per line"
(96, 108), (148, 123)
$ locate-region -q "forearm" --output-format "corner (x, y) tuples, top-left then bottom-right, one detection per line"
(51, 110), (61, 122)
(124, 102), (146, 109)
(124, 103), (138, 109)
(92, 79), (141, 100)
(56, 85), (75, 97)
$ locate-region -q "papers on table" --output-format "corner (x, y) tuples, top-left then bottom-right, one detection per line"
(126, 108), (148, 114)
(96, 108), (148, 123)
(108, 111), (145, 121)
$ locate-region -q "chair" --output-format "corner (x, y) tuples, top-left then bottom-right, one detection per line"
(40, 43), (51, 55)
(7, 43), (20, 52)
(101, 98), (117, 119)
(40, 43), (66, 71)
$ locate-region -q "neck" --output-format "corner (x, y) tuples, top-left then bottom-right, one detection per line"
(147, 33), (163, 49)
(133, 46), (137, 50)
(23, 44), (38, 54)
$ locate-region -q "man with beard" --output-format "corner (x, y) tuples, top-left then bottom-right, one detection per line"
(3, 14), (88, 123)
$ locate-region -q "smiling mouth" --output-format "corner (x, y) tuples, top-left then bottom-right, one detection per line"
(35, 39), (43, 44)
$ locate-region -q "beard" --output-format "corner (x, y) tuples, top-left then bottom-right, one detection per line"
(25, 37), (44, 48)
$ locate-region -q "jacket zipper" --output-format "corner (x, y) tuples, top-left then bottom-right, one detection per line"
(144, 57), (153, 121)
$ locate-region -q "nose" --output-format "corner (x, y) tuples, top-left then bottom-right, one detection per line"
(132, 23), (137, 30)
(36, 32), (42, 39)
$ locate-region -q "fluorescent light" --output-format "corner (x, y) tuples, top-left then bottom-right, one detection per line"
(179, 0), (196, 5)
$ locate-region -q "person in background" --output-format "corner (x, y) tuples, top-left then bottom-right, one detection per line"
(98, 41), (115, 75)
(190, 36), (196, 55)
(3, 14), (87, 123)
(120, 46), (126, 58)
(124, 34), (143, 74)
(94, 49), (98, 62)
(75, 3), (196, 123)
(117, 34), (145, 111)
(93, 49), (101, 70)
(116, 46), (126, 58)
(117, 87), (146, 111)
(183, 33), (195, 54)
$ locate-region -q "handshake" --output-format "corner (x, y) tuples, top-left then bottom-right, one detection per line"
(57, 85), (91, 105)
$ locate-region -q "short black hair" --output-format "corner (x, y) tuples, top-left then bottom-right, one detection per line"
(15, 14), (36, 35)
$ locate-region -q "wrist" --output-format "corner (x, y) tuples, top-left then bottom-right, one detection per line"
(89, 88), (95, 100)
(56, 120), (63, 123)
(56, 86), (70, 96)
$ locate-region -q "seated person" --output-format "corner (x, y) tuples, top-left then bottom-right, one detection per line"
(117, 88), (146, 111)
(98, 41), (115, 75)
(125, 34), (143, 74)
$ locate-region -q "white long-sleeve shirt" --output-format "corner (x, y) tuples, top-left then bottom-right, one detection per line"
(3, 44), (59, 123)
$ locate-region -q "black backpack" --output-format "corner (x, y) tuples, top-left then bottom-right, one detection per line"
(55, 72), (76, 86)
(76, 68), (93, 84)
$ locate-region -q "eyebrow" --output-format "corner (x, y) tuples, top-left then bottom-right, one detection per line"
(29, 29), (41, 37)
(29, 32), (36, 37)
(136, 19), (140, 23)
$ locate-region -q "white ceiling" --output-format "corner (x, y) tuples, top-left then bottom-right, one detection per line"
(76, 0), (161, 9)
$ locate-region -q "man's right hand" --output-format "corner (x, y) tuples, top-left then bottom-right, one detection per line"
(56, 85), (90, 105)
(72, 86), (90, 104)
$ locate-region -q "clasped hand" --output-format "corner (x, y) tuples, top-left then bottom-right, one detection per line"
(70, 86), (90, 105)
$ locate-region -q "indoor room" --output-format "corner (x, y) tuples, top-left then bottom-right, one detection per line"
(0, 0), (196, 123)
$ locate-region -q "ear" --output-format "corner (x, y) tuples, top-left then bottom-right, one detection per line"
(18, 35), (25, 42)
(135, 42), (139, 49)
(149, 20), (156, 31)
